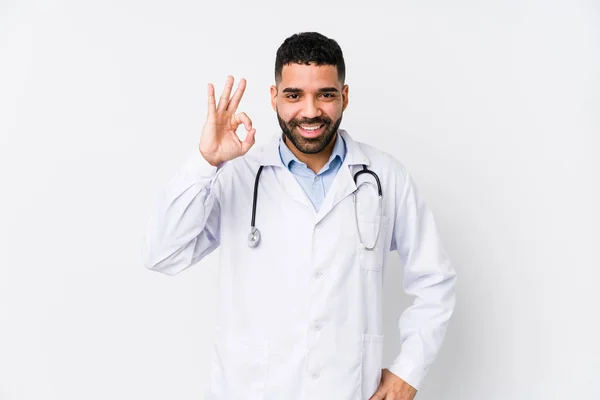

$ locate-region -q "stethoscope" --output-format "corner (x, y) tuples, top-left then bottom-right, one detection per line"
(248, 165), (383, 250)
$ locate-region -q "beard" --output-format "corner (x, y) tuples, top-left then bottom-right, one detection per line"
(277, 111), (343, 154)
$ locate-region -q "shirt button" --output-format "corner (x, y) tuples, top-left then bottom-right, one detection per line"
(313, 322), (322, 331)
(311, 371), (320, 379)
(314, 176), (320, 181)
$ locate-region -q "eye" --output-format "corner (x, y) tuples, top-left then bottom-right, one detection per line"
(321, 93), (335, 98)
(286, 94), (300, 100)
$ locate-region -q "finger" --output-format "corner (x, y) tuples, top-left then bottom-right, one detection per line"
(240, 128), (256, 154)
(226, 78), (246, 112)
(233, 112), (253, 131)
(207, 83), (216, 118)
(217, 75), (234, 112)
(369, 389), (386, 400)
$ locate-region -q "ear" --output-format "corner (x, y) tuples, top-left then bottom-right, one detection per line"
(342, 84), (349, 111)
(270, 85), (278, 112)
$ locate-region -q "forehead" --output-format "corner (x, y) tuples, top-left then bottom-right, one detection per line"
(279, 63), (340, 90)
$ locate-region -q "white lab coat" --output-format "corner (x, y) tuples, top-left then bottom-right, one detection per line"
(142, 129), (456, 400)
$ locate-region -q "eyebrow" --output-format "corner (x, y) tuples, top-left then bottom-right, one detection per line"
(281, 87), (340, 93)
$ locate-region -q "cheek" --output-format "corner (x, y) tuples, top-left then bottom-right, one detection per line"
(323, 104), (343, 120)
(277, 105), (299, 122)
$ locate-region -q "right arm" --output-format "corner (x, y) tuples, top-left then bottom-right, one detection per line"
(141, 75), (256, 275)
(141, 150), (224, 276)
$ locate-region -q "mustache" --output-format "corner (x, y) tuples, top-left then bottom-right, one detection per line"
(290, 117), (331, 126)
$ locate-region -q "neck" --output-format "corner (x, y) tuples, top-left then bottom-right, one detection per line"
(284, 133), (338, 174)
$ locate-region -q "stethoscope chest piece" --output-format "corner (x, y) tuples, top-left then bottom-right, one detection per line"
(248, 227), (261, 248)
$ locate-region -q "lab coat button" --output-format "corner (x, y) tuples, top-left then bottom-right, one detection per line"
(313, 322), (322, 331)
(313, 271), (322, 279)
(311, 371), (320, 379)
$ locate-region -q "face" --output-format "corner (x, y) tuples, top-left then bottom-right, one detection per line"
(271, 63), (348, 154)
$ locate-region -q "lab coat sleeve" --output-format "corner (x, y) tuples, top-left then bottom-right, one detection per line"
(385, 168), (457, 390)
(141, 148), (224, 276)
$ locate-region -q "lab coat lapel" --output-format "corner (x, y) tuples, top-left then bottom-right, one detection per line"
(315, 130), (370, 224)
(259, 133), (314, 210)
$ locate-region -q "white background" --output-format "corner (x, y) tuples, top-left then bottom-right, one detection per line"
(1, 1), (598, 399)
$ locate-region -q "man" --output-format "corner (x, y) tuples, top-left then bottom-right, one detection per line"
(142, 32), (456, 400)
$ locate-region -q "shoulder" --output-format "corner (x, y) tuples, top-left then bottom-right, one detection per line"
(346, 133), (415, 209)
(349, 135), (409, 179)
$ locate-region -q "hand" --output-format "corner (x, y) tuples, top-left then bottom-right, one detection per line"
(199, 76), (256, 166)
(369, 369), (418, 400)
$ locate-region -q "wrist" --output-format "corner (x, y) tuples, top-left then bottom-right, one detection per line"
(198, 147), (222, 167)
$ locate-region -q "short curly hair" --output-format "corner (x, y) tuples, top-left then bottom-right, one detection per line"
(275, 32), (346, 84)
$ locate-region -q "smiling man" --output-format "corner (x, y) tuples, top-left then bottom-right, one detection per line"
(142, 32), (456, 400)
(273, 62), (346, 157)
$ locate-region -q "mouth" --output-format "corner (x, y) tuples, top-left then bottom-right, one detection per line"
(296, 123), (325, 138)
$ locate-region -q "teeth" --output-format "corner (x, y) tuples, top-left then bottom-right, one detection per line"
(300, 125), (321, 131)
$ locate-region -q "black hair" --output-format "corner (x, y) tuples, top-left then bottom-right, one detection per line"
(274, 32), (346, 84)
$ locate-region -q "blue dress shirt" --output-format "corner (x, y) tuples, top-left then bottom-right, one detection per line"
(278, 132), (347, 211)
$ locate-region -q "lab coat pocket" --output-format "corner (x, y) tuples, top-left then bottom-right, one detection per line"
(357, 216), (388, 271)
(209, 333), (270, 400)
(361, 333), (384, 400)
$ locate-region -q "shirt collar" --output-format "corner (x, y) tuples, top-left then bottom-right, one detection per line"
(278, 131), (347, 170)
(259, 129), (369, 168)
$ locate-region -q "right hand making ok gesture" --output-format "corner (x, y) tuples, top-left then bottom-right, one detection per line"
(199, 76), (257, 166)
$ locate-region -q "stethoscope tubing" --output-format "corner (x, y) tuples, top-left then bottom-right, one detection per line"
(248, 164), (382, 249)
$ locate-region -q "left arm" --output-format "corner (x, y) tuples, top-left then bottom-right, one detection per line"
(372, 168), (457, 399)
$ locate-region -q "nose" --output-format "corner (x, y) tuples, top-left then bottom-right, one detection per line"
(300, 97), (321, 119)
